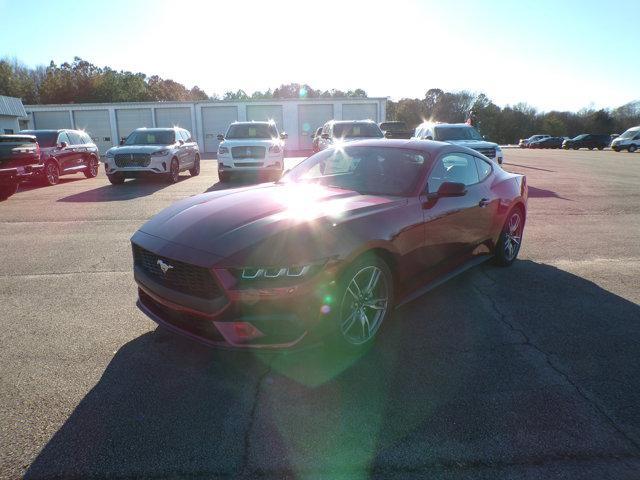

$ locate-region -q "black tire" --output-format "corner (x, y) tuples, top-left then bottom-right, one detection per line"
(494, 207), (524, 267)
(328, 253), (394, 350)
(597, 146), (604, 151)
(0, 183), (18, 201)
(219, 171), (230, 183)
(573, 147), (579, 150)
(42, 161), (60, 186)
(629, 145), (638, 153)
(588, 147), (594, 151)
(189, 155), (201, 176)
(498, 158), (503, 165)
(83, 156), (99, 178)
(167, 158), (180, 183)
(107, 172), (125, 185)
(613, 147), (621, 152)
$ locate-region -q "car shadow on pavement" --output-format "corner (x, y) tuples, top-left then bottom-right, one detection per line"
(528, 185), (571, 200)
(18, 177), (85, 193)
(25, 260), (640, 478)
(57, 177), (183, 202)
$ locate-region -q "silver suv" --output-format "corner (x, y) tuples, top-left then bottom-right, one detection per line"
(104, 127), (200, 184)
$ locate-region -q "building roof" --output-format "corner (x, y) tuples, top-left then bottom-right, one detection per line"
(0, 95), (27, 117)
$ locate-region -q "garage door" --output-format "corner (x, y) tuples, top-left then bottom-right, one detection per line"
(246, 105), (284, 131)
(155, 107), (193, 133)
(33, 111), (71, 129)
(116, 108), (152, 140)
(298, 104), (334, 150)
(342, 103), (378, 122)
(73, 109), (112, 154)
(201, 106), (238, 153)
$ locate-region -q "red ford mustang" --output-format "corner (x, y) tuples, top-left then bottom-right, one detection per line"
(131, 139), (527, 350)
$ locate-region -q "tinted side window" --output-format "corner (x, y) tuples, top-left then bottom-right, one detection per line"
(67, 131), (83, 145)
(184, 130), (193, 142)
(428, 153), (479, 192)
(57, 132), (71, 145)
(474, 157), (492, 181)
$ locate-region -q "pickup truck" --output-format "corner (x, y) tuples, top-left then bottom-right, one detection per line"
(0, 134), (42, 200)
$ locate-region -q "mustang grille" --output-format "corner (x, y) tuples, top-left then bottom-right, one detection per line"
(115, 153), (151, 167)
(132, 244), (221, 300)
(472, 147), (496, 159)
(231, 146), (266, 159)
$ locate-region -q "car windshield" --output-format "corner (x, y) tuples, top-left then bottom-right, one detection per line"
(280, 146), (427, 196)
(619, 129), (639, 139)
(572, 134), (587, 140)
(332, 123), (383, 138)
(125, 130), (176, 145)
(20, 130), (58, 147)
(226, 123), (277, 139)
(435, 126), (483, 141)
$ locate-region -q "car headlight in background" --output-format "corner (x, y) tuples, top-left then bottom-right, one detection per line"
(269, 145), (282, 154)
(218, 146), (229, 155)
(151, 149), (169, 157)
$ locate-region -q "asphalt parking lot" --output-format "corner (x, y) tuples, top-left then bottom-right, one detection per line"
(1, 149), (640, 479)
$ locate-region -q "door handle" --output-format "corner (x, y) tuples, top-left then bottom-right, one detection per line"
(479, 198), (490, 207)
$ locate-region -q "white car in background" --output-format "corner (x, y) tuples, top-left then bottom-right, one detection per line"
(611, 126), (640, 153)
(104, 127), (200, 184)
(216, 121), (287, 182)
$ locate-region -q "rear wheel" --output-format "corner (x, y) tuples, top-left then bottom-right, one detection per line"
(189, 155), (201, 176)
(330, 254), (394, 349)
(42, 161), (60, 186)
(84, 156), (99, 178)
(0, 183), (18, 201)
(107, 172), (125, 185)
(494, 207), (524, 267)
(167, 158), (180, 183)
(629, 145), (638, 153)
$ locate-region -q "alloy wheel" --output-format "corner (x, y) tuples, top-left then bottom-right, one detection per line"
(88, 157), (98, 176)
(170, 159), (179, 182)
(339, 265), (389, 345)
(46, 162), (59, 185)
(503, 211), (523, 262)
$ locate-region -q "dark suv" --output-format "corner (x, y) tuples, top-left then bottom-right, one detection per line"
(379, 121), (413, 139)
(20, 129), (100, 185)
(562, 134), (610, 151)
(0, 134), (42, 200)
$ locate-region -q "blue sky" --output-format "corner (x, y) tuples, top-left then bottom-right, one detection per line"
(1, 0), (638, 111)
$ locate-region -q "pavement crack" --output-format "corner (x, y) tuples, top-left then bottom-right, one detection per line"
(474, 268), (640, 454)
(239, 363), (272, 476)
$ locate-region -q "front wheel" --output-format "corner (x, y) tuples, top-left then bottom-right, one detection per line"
(494, 208), (524, 267)
(330, 255), (394, 349)
(189, 155), (201, 176)
(84, 156), (99, 178)
(42, 161), (60, 186)
(167, 158), (180, 183)
(107, 172), (125, 185)
(629, 145), (638, 153)
(0, 183), (18, 201)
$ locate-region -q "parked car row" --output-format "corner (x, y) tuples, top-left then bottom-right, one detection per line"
(0, 129), (100, 200)
(528, 136), (566, 149)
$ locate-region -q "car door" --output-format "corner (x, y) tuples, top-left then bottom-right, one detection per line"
(420, 152), (494, 270)
(55, 131), (76, 172)
(66, 131), (87, 168)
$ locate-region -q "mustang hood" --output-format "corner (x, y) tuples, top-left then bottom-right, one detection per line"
(136, 183), (403, 264)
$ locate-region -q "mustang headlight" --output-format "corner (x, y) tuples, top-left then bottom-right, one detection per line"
(242, 265), (312, 279)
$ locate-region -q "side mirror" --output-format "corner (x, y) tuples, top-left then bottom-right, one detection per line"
(59, 141), (68, 149)
(217, 134), (224, 141)
(436, 181), (467, 197)
(280, 132), (288, 140)
(178, 139), (185, 146)
(321, 133), (330, 140)
(119, 138), (126, 145)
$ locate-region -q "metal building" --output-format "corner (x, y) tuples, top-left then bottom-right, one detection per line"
(0, 95), (28, 134)
(24, 98), (387, 155)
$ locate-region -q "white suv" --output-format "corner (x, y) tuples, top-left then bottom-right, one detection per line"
(104, 127), (200, 185)
(216, 121), (287, 182)
(611, 126), (640, 153)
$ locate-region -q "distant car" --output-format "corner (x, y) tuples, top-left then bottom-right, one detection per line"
(413, 122), (504, 164)
(131, 139), (527, 350)
(611, 126), (640, 153)
(20, 129), (99, 185)
(216, 121), (287, 182)
(519, 135), (551, 148)
(104, 127), (200, 185)
(528, 136), (564, 149)
(316, 120), (384, 151)
(379, 121), (413, 139)
(562, 134), (610, 150)
(0, 134), (42, 200)
(311, 127), (323, 153)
